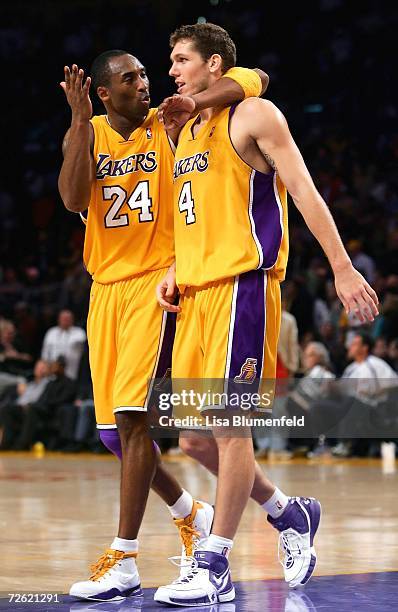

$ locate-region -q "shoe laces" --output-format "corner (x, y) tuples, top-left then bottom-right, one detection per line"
(278, 530), (303, 571)
(175, 521), (201, 557)
(89, 549), (136, 581)
(168, 555), (202, 584)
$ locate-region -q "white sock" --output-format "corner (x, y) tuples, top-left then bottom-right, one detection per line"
(261, 488), (289, 518)
(202, 534), (233, 556)
(111, 537), (139, 553)
(168, 489), (194, 519)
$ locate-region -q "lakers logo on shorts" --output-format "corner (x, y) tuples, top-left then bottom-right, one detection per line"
(234, 358), (257, 384)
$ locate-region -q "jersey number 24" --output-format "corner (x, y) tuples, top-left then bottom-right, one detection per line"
(103, 181), (153, 228)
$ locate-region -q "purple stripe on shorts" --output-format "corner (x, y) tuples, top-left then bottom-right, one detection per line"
(227, 270), (266, 388)
(251, 170), (283, 269)
(154, 312), (176, 379)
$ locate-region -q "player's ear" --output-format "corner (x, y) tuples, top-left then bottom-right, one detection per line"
(97, 85), (110, 103)
(208, 54), (222, 74)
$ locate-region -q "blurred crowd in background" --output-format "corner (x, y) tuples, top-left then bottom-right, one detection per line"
(0, 0), (396, 456)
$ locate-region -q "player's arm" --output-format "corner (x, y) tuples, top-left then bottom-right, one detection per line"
(241, 98), (379, 322)
(160, 67), (268, 132)
(193, 66), (267, 110)
(58, 64), (95, 213)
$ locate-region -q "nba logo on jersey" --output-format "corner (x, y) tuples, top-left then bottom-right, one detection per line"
(209, 126), (216, 137)
(234, 358), (257, 384)
(146, 128), (152, 139)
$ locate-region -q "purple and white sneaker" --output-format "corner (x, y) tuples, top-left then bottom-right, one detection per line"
(267, 497), (321, 588)
(154, 550), (235, 606)
(69, 549), (142, 601)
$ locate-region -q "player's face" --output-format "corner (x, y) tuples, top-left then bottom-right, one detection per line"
(105, 54), (150, 120)
(169, 40), (212, 96)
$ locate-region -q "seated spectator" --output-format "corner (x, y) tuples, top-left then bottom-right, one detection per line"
(341, 332), (398, 403)
(1, 356), (75, 450)
(290, 342), (336, 410)
(315, 332), (398, 457)
(0, 359), (50, 449)
(41, 309), (86, 379)
(287, 342), (336, 454)
(0, 320), (33, 377)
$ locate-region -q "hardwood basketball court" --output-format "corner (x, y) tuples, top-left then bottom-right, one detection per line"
(1, 452), (397, 610)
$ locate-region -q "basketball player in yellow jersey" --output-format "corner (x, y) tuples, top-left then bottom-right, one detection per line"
(155, 24), (379, 606)
(58, 50), (267, 601)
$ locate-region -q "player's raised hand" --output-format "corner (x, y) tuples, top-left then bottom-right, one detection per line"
(334, 264), (379, 323)
(156, 263), (181, 313)
(158, 95), (196, 130)
(60, 64), (92, 121)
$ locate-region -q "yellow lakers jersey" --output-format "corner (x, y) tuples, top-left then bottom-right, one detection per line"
(84, 110), (174, 283)
(173, 104), (289, 290)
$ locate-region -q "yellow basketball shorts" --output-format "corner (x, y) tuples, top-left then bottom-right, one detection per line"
(87, 268), (175, 429)
(172, 270), (281, 408)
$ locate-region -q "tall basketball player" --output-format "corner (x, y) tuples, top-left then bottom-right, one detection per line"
(58, 52), (266, 600)
(155, 23), (379, 606)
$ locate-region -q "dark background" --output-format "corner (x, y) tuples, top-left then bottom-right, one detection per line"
(0, 0), (397, 359)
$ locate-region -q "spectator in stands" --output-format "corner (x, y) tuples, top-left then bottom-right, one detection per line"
(1, 356), (75, 450)
(325, 332), (398, 456)
(0, 359), (50, 449)
(41, 309), (86, 379)
(0, 320), (33, 377)
(287, 342), (336, 454)
(342, 332), (398, 396)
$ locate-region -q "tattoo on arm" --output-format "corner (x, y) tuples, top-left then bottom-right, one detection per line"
(264, 153), (276, 170)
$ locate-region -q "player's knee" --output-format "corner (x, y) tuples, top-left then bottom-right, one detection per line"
(99, 429), (122, 460)
(179, 435), (211, 460)
(216, 435), (253, 452)
(116, 411), (148, 442)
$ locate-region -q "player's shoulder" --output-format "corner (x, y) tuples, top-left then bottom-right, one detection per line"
(145, 108), (169, 138)
(146, 108), (161, 127)
(233, 99), (287, 138)
(90, 114), (106, 126)
(235, 98), (284, 122)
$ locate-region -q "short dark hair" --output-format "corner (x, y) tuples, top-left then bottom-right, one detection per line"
(55, 355), (67, 367)
(170, 23), (236, 73)
(356, 331), (374, 353)
(90, 49), (128, 91)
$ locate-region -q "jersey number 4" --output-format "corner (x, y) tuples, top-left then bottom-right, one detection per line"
(103, 181), (153, 228)
(178, 181), (196, 225)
